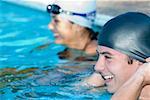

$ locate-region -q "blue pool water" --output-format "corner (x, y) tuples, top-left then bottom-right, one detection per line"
(0, 1), (112, 99)
(0, 1), (66, 69)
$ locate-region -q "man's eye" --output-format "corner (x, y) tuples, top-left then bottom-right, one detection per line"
(105, 55), (112, 59)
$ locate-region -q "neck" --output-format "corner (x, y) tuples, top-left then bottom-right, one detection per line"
(140, 85), (150, 99)
(67, 38), (97, 55)
(84, 40), (97, 55)
(67, 35), (90, 51)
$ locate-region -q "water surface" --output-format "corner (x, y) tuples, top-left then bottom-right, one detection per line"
(0, 1), (112, 99)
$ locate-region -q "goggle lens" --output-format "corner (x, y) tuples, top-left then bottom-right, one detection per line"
(47, 4), (61, 14)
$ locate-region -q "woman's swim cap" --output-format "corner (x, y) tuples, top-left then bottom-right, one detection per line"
(98, 12), (150, 62)
(52, 0), (96, 29)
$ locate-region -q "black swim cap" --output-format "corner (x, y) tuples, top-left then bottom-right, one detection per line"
(98, 12), (150, 62)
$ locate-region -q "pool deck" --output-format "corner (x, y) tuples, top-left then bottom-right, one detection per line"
(3, 0), (149, 26)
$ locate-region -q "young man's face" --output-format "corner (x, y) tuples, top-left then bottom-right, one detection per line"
(95, 46), (140, 93)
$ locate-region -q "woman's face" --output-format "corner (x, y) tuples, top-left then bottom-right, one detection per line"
(48, 15), (83, 46)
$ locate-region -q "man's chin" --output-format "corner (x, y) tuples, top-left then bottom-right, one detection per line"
(107, 87), (116, 94)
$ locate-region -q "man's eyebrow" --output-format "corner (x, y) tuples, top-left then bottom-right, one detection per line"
(96, 50), (112, 55)
(101, 52), (112, 55)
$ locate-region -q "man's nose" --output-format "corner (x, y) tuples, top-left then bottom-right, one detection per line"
(94, 56), (106, 72)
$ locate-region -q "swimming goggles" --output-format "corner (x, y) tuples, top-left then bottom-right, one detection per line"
(46, 4), (96, 22)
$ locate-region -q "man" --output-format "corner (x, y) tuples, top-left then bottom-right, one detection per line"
(94, 12), (150, 99)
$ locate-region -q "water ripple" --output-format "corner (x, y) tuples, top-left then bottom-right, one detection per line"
(0, 32), (20, 39)
(0, 37), (51, 46)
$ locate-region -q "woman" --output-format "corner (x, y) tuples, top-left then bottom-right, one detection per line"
(47, 0), (98, 61)
(46, 0), (105, 87)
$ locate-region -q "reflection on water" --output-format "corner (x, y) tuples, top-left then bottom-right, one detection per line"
(0, 1), (112, 99)
(0, 62), (111, 99)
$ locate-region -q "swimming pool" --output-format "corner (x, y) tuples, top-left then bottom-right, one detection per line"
(0, 1), (112, 99)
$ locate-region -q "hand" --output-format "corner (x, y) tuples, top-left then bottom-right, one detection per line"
(142, 63), (150, 86)
(137, 57), (150, 86)
(143, 57), (150, 85)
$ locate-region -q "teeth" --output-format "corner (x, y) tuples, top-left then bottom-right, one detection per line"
(104, 75), (113, 80)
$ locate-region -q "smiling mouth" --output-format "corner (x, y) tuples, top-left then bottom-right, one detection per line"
(102, 75), (114, 83)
